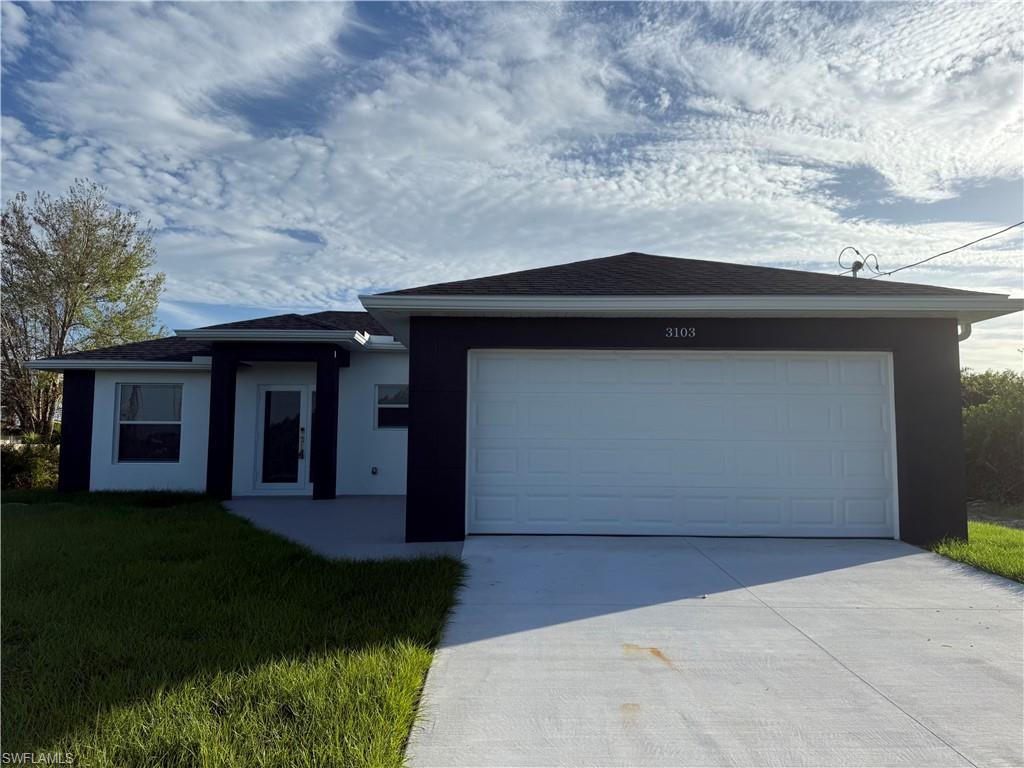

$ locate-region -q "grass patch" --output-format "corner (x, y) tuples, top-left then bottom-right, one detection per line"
(932, 521), (1024, 583)
(1, 491), (465, 767)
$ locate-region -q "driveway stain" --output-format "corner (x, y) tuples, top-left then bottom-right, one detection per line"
(623, 643), (674, 669)
(619, 702), (640, 724)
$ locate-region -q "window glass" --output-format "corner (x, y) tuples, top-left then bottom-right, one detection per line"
(377, 407), (409, 428)
(116, 384), (183, 462)
(118, 424), (181, 462)
(376, 384), (409, 429)
(261, 390), (301, 483)
(119, 384), (182, 422)
(377, 385), (409, 406)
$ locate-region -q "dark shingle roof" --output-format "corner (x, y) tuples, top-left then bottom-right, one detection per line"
(303, 311), (389, 335)
(47, 337), (211, 362)
(200, 313), (339, 331)
(201, 310), (388, 335)
(44, 310), (387, 363)
(381, 252), (996, 298)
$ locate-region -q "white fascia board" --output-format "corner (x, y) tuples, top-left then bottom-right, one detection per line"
(26, 360), (211, 371)
(173, 328), (369, 347)
(360, 293), (1024, 343)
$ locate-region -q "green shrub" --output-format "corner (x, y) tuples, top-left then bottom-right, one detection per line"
(962, 369), (1024, 503)
(1, 444), (59, 490)
(18, 428), (60, 446)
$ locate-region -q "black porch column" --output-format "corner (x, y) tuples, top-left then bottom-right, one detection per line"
(205, 345), (237, 499)
(312, 349), (340, 500)
(58, 369), (95, 492)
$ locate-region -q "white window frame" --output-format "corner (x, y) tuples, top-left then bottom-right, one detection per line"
(114, 383), (184, 464)
(374, 384), (409, 430)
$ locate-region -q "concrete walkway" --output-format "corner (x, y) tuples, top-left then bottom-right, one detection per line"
(407, 536), (1024, 768)
(225, 496), (462, 559)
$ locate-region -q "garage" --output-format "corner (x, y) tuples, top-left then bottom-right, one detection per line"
(467, 349), (898, 537)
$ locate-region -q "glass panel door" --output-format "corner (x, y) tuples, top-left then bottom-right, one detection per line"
(256, 386), (314, 493)
(261, 389), (302, 484)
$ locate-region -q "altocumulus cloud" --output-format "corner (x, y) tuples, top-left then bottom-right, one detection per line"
(1, 1), (1021, 369)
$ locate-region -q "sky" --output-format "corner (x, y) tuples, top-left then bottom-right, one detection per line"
(2, 1), (1022, 370)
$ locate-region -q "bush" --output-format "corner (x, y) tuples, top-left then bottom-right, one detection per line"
(18, 427), (60, 446)
(962, 369), (1024, 503)
(1, 444), (59, 490)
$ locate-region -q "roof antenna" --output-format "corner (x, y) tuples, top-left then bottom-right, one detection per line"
(838, 246), (879, 278)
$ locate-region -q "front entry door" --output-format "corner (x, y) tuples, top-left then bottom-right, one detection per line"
(256, 385), (314, 494)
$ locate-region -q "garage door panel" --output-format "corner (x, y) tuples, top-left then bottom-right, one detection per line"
(627, 356), (676, 385)
(474, 355), (518, 388)
(467, 351), (897, 537)
(468, 486), (895, 536)
(525, 447), (571, 475)
(840, 356), (887, 386)
(468, 442), (893, 490)
(677, 357), (727, 384)
(473, 398), (518, 432)
(733, 356), (781, 384)
(473, 446), (517, 475)
(473, 494), (517, 523)
(785, 357), (831, 386)
(791, 498), (837, 526)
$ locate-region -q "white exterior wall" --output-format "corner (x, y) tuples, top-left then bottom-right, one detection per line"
(86, 350), (409, 495)
(338, 351), (408, 495)
(232, 362), (316, 495)
(229, 352), (409, 496)
(90, 369), (210, 491)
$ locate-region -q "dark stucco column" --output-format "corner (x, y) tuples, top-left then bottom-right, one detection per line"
(890, 320), (967, 546)
(405, 318), (469, 542)
(311, 349), (340, 500)
(58, 369), (95, 492)
(205, 346), (237, 500)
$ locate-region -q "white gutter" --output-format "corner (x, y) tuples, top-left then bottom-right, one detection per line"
(26, 359), (211, 371)
(26, 334), (406, 371)
(363, 335), (407, 351)
(360, 293), (1024, 344)
(957, 322), (973, 342)
(173, 328), (369, 346)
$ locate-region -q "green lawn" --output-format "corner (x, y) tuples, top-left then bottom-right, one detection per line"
(967, 500), (1024, 530)
(932, 520), (1024, 583)
(1, 491), (464, 767)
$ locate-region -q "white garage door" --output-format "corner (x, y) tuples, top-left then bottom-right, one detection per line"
(467, 350), (898, 537)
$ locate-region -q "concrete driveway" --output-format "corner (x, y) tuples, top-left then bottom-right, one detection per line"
(407, 536), (1023, 768)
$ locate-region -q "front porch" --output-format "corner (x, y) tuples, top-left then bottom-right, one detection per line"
(225, 495), (462, 559)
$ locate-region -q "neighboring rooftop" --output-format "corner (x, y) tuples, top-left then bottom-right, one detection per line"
(40, 310), (387, 363)
(380, 252), (1001, 298)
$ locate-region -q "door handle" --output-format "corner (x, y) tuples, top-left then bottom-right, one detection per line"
(298, 426), (305, 459)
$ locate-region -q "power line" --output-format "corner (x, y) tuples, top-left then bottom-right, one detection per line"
(867, 220), (1024, 279)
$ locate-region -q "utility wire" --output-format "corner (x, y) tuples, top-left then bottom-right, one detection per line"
(867, 220), (1024, 279)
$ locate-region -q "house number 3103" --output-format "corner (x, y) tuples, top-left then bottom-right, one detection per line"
(665, 326), (696, 338)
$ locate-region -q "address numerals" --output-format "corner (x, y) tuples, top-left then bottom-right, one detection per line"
(665, 326), (696, 339)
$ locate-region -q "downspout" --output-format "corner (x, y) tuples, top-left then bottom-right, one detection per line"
(957, 322), (972, 342)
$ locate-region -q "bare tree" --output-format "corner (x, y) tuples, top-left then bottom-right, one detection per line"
(2, 180), (166, 436)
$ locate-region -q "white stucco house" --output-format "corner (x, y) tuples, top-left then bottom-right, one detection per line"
(28, 252), (1023, 546)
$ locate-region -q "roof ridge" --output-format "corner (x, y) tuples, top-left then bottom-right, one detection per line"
(377, 252), (1001, 298)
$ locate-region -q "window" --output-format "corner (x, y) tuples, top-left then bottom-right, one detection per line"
(376, 384), (409, 429)
(116, 384), (182, 462)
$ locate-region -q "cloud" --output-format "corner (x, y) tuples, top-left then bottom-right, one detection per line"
(1, 1), (1021, 369)
(1, 2), (30, 64)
